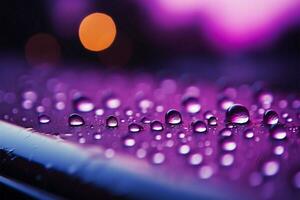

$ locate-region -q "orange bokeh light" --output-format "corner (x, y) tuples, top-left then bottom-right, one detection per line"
(79, 12), (117, 52)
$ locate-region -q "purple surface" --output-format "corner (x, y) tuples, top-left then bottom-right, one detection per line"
(0, 65), (300, 200)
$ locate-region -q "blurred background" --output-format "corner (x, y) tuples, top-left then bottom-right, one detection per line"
(1, 0), (300, 89)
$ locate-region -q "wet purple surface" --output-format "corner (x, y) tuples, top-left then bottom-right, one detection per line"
(0, 66), (300, 200)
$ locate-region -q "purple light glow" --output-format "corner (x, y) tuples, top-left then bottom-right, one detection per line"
(140, 0), (300, 51)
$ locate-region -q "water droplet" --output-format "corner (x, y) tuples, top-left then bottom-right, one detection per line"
(273, 145), (284, 155)
(95, 108), (104, 116)
(226, 104), (250, 124)
(220, 153), (234, 166)
(128, 123), (142, 133)
(244, 128), (254, 139)
(105, 97), (121, 109)
(263, 110), (279, 125)
(182, 97), (201, 114)
(178, 144), (191, 155)
(68, 114), (85, 126)
(104, 148), (115, 159)
(106, 116), (118, 128)
(152, 152), (165, 164)
(270, 124), (287, 140)
(141, 117), (151, 124)
(258, 91), (273, 105)
(23, 90), (38, 102)
(123, 136), (136, 147)
(93, 133), (102, 140)
(38, 114), (51, 124)
(136, 148), (147, 158)
(165, 109), (182, 125)
(219, 128), (233, 137)
(73, 97), (94, 112)
(262, 160), (279, 176)
(150, 120), (164, 131)
(198, 165), (214, 179)
(192, 120), (207, 133)
(139, 99), (154, 113)
(208, 116), (217, 126)
(188, 153), (203, 165)
(78, 137), (86, 144)
(221, 139), (237, 151)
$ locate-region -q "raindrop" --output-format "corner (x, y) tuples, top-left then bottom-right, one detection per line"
(150, 120), (164, 131)
(263, 110), (279, 126)
(68, 114), (84, 126)
(226, 104), (250, 124)
(38, 114), (51, 124)
(178, 144), (191, 155)
(106, 116), (118, 128)
(73, 96), (94, 112)
(192, 120), (207, 133)
(182, 97), (201, 114)
(165, 109), (182, 125)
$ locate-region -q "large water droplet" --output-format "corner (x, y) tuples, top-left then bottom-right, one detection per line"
(128, 123), (142, 133)
(106, 116), (118, 128)
(73, 97), (94, 112)
(182, 97), (201, 114)
(150, 120), (164, 131)
(38, 114), (51, 124)
(68, 114), (85, 126)
(192, 120), (207, 133)
(263, 110), (279, 125)
(270, 124), (287, 140)
(226, 104), (250, 124)
(165, 109), (182, 125)
(262, 160), (279, 176)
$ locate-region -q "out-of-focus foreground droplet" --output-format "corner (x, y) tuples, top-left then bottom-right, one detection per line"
(79, 12), (117, 52)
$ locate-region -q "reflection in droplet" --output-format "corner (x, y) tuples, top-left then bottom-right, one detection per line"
(165, 109), (182, 125)
(226, 104), (250, 124)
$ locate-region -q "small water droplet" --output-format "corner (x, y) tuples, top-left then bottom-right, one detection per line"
(273, 145), (284, 155)
(220, 153), (234, 166)
(73, 97), (94, 112)
(188, 153), (203, 165)
(226, 104), (250, 124)
(106, 116), (118, 128)
(263, 110), (279, 125)
(178, 144), (191, 155)
(68, 114), (84, 126)
(262, 160), (279, 176)
(139, 99), (154, 113)
(150, 120), (164, 131)
(123, 136), (136, 147)
(128, 123), (142, 133)
(95, 108), (104, 116)
(165, 109), (182, 125)
(38, 114), (51, 124)
(152, 152), (165, 164)
(192, 120), (207, 133)
(141, 117), (151, 124)
(105, 97), (121, 109)
(93, 133), (102, 140)
(270, 124), (287, 140)
(208, 116), (217, 126)
(182, 97), (201, 114)
(244, 128), (254, 139)
(204, 111), (214, 120)
(221, 139), (237, 151)
(198, 165), (214, 179)
(219, 128), (233, 137)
